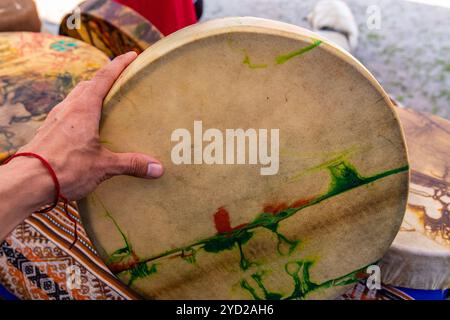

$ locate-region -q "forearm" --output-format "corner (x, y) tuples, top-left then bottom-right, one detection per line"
(0, 158), (53, 240)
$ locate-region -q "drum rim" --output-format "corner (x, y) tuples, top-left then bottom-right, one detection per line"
(89, 17), (412, 298)
(390, 241), (450, 256)
(0, 31), (109, 57)
(105, 17), (398, 114)
(104, 16), (410, 183)
(59, 0), (163, 52)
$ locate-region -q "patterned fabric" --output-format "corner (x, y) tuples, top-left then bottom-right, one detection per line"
(0, 203), (140, 300)
(0, 282), (16, 300)
(0, 207), (442, 300)
(337, 280), (414, 300)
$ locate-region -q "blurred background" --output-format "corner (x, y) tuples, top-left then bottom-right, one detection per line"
(32, 0), (450, 119)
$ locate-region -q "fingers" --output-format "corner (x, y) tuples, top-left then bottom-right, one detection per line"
(106, 152), (164, 179)
(64, 80), (91, 102)
(89, 51), (138, 101)
(51, 52), (138, 131)
(44, 81), (91, 119)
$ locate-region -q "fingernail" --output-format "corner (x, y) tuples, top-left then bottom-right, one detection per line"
(126, 51), (138, 58)
(147, 163), (164, 178)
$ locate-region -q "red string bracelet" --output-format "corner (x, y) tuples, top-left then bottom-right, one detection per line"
(2, 152), (78, 249)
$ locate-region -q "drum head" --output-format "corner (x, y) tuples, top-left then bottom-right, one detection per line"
(380, 108), (450, 290)
(0, 32), (108, 161)
(80, 18), (409, 299)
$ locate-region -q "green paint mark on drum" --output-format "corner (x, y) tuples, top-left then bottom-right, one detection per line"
(128, 262), (157, 286)
(251, 212), (300, 256)
(203, 229), (254, 270)
(110, 160), (407, 269)
(240, 271), (283, 300)
(102, 154), (407, 294)
(276, 40), (322, 65)
(242, 52), (268, 69)
(241, 260), (368, 300)
(93, 193), (148, 279)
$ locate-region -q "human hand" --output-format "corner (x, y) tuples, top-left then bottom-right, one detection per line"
(12, 51), (164, 204)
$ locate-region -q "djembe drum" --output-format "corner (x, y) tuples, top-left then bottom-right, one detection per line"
(0, 32), (109, 161)
(379, 108), (450, 298)
(59, 0), (162, 58)
(79, 17), (409, 300)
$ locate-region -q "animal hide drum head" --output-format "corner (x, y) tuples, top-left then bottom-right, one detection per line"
(380, 108), (450, 291)
(79, 17), (409, 300)
(0, 32), (108, 161)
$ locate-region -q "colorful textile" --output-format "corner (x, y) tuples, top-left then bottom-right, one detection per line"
(0, 203), (139, 300)
(337, 280), (415, 300)
(0, 282), (17, 300)
(1, 207), (446, 300)
(338, 280), (448, 300)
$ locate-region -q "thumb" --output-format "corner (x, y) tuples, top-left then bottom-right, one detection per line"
(110, 152), (164, 179)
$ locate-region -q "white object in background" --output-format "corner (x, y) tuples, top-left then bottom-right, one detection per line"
(34, 0), (84, 24)
(307, 0), (359, 52)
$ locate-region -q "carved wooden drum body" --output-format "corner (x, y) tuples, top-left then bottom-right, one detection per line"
(0, 32), (108, 161)
(60, 0), (162, 58)
(80, 18), (409, 299)
(380, 108), (450, 291)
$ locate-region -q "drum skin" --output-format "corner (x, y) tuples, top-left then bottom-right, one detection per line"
(0, 32), (109, 161)
(79, 18), (409, 300)
(380, 108), (450, 290)
(59, 0), (162, 58)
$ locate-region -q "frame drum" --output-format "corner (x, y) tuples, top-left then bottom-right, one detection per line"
(0, 32), (108, 161)
(80, 18), (409, 299)
(380, 108), (450, 291)
(60, 0), (162, 58)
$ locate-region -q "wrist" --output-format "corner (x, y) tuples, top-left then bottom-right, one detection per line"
(1, 156), (55, 215)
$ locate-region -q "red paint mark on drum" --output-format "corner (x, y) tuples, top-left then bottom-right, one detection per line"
(214, 207), (249, 234)
(215, 198), (314, 234)
(263, 203), (287, 215)
(355, 270), (369, 280)
(214, 207), (233, 233)
(233, 223), (248, 230)
(108, 251), (140, 274)
(264, 198), (313, 215)
(291, 198), (313, 209)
